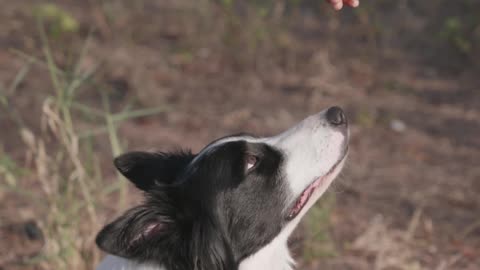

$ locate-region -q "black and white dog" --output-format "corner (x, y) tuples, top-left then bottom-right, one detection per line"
(96, 106), (349, 270)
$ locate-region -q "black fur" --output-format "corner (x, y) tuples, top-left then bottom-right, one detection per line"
(96, 139), (288, 270)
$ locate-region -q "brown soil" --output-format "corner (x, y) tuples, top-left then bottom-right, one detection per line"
(1, 1), (479, 269)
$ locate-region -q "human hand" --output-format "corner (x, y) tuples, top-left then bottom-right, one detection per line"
(326, 0), (359, 10)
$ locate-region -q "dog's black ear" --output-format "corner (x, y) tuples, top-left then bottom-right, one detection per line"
(96, 205), (174, 259)
(114, 151), (195, 191)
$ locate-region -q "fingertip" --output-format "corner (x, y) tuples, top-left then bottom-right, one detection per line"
(347, 0), (359, 8)
(334, 2), (343, 10)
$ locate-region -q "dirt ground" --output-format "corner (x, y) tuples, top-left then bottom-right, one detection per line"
(0, 1), (479, 269)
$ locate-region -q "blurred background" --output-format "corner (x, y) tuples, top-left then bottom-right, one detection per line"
(0, 1), (479, 269)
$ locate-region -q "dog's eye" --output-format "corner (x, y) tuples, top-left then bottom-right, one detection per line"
(245, 155), (258, 172)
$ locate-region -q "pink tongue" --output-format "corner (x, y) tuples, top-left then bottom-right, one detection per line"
(293, 177), (324, 214)
(298, 190), (310, 208)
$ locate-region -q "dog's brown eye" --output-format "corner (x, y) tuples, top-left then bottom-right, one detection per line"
(245, 155), (258, 172)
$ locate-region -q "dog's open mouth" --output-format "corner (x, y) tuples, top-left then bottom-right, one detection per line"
(287, 150), (348, 221)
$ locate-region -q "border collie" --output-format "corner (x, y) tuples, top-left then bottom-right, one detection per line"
(96, 106), (349, 270)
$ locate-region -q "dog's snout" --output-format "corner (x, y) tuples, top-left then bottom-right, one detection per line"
(326, 106), (346, 126)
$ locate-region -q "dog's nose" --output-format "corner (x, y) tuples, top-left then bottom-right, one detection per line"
(326, 106), (346, 126)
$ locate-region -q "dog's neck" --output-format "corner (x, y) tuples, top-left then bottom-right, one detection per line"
(97, 229), (295, 270)
(98, 246), (293, 270)
(97, 215), (300, 270)
(238, 229), (294, 270)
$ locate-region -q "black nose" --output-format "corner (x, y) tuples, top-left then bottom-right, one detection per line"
(326, 106), (346, 126)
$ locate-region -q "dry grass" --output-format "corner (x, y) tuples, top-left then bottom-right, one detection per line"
(0, 19), (168, 270)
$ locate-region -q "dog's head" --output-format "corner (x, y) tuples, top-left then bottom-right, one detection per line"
(96, 107), (349, 268)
